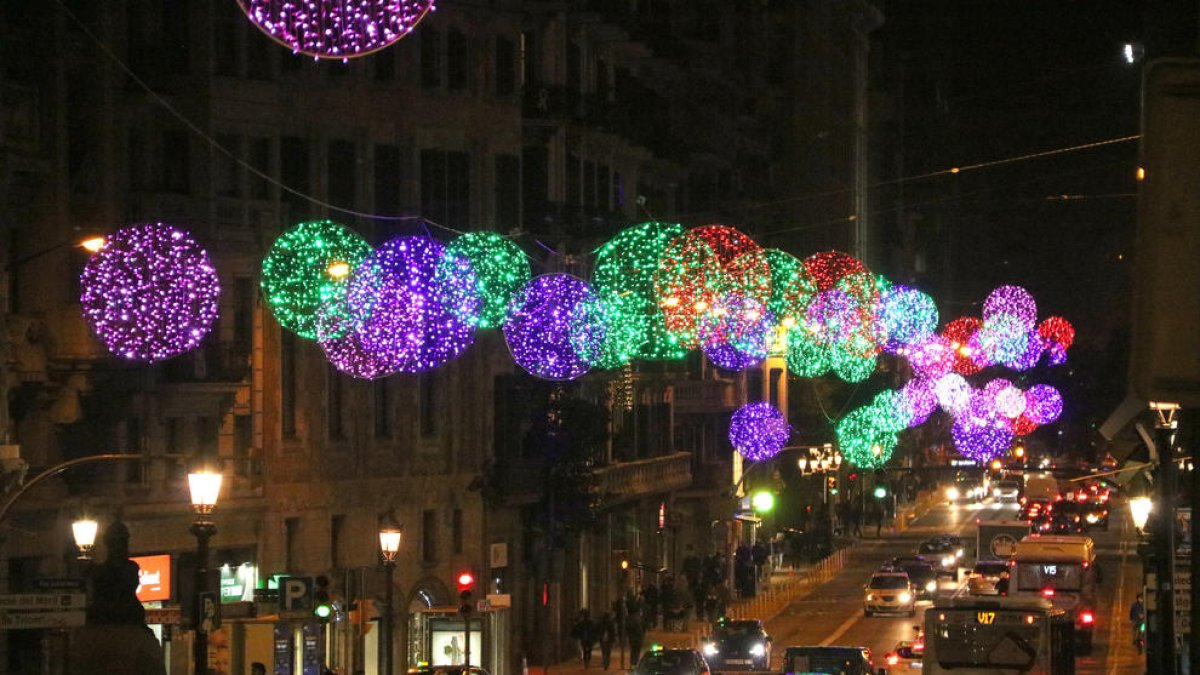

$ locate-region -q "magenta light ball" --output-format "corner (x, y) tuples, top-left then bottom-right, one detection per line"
(983, 285), (1038, 331)
(345, 236), (480, 373)
(237, 0), (436, 60)
(504, 274), (606, 381)
(729, 402), (790, 462)
(952, 415), (1014, 463)
(1024, 384), (1064, 424)
(80, 223), (220, 362)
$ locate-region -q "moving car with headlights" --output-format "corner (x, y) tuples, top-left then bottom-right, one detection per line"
(864, 571), (916, 617)
(701, 619), (771, 671)
(967, 560), (1010, 595)
(882, 640), (923, 674)
(992, 480), (1022, 503)
(945, 474), (987, 504)
(781, 647), (877, 675)
(917, 539), (961, 579)
(884, 557), (939, 599)
(633, 647), (711, 675)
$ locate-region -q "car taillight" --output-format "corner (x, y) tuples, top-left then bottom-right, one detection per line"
(1042, 588), (1055, 597)
(1081, 611), (1094, 624)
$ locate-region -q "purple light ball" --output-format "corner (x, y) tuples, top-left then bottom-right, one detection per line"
(935, 373), (973, 415)
(504, 274), (606, 381)
(902, 378), (938, 427)
(1025, 384), (1064, 424)
(729, 402), (790, 462)
(237, 0), (436, 60)
(983, 285), (1038, 331)
(80, 223), (220, 362)
(345, 236), (480, 373)
(316, 307), (396, 379)
(699, 295), (774, 371)
(803, 289), (863, 345)
(952, 415), (1014, 463)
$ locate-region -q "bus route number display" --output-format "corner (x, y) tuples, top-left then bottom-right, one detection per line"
(976, 611), (997, 625)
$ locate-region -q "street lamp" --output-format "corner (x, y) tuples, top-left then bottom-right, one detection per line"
(72, 517), (98, 561)
(379, 513), (402, 675)
(188, 461), (222, 675)
(1130, 496), (1153, 533)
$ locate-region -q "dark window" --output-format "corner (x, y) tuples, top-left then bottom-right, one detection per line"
(421, 27), (441, 88)
(374, 144), (401, 215)
(566, 153), (581, 206)
(281, 331), (297, 438)
(495, 154), (520, 231)
(234, 415), (252, 476)
(331, 515), (346, 569)
(420, 150), (470, 229)
(495, 37), (515, 95)
(328, 365), (345, 440)
(197, 416), (219, 455)
(248, 137), (271, 199)
(446, 28), (468, 90)
(420, 371), (437, 437)
(165, 417), (182, 453)
(233, 277), (254, 356)
(521, 31), (539, 87)
(452, 508), (464, 554)
(161, 129), (190, 194)
(285, 518), (300, 571)
(422, 510), (437, 563)
(374, 379), (392, 438)
(160, 0), (190, 75)
(327, 140), (357, 209)
(215, 133), (240, 197)
(280, 136), (310, 219)
(374, 49), (396, 82)
(522, 146), (549, 224)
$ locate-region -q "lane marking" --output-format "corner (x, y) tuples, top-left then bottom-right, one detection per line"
(819, 612), (863, 646)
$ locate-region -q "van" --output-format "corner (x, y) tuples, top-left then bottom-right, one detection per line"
(1011, 535), (1097, 653)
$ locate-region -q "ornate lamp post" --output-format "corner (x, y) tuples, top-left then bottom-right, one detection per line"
(378, 514), (403, 675)
(188, 462), (222, 675)
(72, 517), (99, 561)
(1130, 495), (1153, 533)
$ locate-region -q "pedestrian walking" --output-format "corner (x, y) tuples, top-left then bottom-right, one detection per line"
(597, 611), (617, 670)
(625, 610), (645, 666)
(642, 582), (660, 629)
(751, 540), (769, 581)
(570, 609), (598, 668)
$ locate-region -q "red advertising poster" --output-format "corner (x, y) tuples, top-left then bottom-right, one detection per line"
(131, 554), (171, 602)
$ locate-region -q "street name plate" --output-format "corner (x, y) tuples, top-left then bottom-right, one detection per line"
(32, 578), (86, 593)
(0, 610), (85, 629)
(0, 594), (86, 611)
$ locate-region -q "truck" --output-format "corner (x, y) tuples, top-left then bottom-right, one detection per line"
(1022, 473), (1061, 503)
(975, 520), (1031, 562)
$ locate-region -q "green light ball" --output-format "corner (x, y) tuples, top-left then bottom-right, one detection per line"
(446, 232), (531, 329)
(262, 220), (373, 339)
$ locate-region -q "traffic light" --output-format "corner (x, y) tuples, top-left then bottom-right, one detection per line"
(874, 486), (887, 499)
(751, 490), (774, 513)
(313, 575), (333, 622)
(620, 559), (630, 571)
(457, 571), (476, 617)
(827, 475), (838, 495)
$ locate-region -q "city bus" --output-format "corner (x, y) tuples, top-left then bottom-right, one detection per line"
(1010, 535), (1097, 652)
(923, 596), (1075, 674)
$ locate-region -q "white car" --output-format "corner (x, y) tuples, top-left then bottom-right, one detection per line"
(864, 572), (916, 617)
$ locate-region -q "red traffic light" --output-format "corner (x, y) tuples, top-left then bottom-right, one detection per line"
(456, 572), (475, 592)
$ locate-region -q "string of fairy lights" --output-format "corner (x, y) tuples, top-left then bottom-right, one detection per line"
(79, 219), (1072, 468)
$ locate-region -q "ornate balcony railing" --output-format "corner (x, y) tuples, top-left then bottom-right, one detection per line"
(672, 380), (738, 414)
(595, 451), (692, 505)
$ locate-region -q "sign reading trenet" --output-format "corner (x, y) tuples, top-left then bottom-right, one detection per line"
(131, 554), (171, 602)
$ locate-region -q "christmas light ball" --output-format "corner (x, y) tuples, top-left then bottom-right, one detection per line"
(879, 285), (938, 350)
(262, 220), (373, 339)
(994, 384), (1027, 419)
(763, 249), (816, 328)
(952, 415), (1013, 463)
(902, 378), (938, 427)
(1038, 316), (1075, 350)
(935, 373), (973, 415)
(699, 295), (774, 371)
(803, 251), (868, 292)
(729, 402), (790, 462)
(836, 407), (896, 469)
(804, 289), (865, 345)
(319, 325), (397, 379)
(593, 222), (688, 364)
(983, 285), (1038, 331)
(830, 345), (877, 383)
(504, 274), (606, 380)
(80, 223), (220, 362)
(1024, 384), (1064, 424)
(1012, 415), (1038, 436)
(1002, 332), (1044, 371)
(446, 232), (531, 329)
(236, 0), (435, 60)
(691, 225), (769, 299)
(906, 335), (956, 380)
(345, 236), (480, 373)
(871, 390), (914, 433)
(1045, 342), (1068, 367)
(655, 231), (729, 346)
(973, 314), (1030, 367)
(786, 328), (832, 378)
(942, 316), (984, 375)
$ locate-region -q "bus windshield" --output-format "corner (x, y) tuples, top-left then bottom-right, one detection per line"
(933, 617), (1040, 669)
(1016, 562), (1083, 591)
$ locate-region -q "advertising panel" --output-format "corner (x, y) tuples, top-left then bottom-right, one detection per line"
(131, 554), (172, 602)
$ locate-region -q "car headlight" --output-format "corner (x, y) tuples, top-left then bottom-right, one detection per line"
(942, 555), (955, 568)
(1086, 514), (1099, 524)
(956, 548), (964, 558)
(702, 643), (718, 657)
(899, 592), (913, 603)
(993, 488), (1001, 497)
(866, 593), (875, 601)
(946, 487), (960, 500)
(926, 580), (937, 592)
(750, 644), (765, 657)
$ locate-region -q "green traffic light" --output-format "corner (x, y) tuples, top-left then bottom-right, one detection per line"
(874, 486), (887, 499)
(314, 603), (332, 620)
(751, 491), (775, 513)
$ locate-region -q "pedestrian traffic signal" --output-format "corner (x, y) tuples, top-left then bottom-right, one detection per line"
(313, 575), (333, 622)
(751, 491), (774, 513)
(457, 571), (475, 600)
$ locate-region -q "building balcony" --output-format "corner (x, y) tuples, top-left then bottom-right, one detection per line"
(595, 451), (692, 506)
(162, 342), (251, 385)
(672, 380), (738, 415)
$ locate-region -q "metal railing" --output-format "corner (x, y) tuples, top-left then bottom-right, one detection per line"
(595, 452), (692, 504)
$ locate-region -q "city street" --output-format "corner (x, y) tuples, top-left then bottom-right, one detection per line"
(762, 500), (1143, 673)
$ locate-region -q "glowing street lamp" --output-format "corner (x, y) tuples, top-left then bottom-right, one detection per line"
(188, 460), (223, 675)
(72, 518), (98, 560)
(1129, 496), (1153, 532)
(378, 513), (403, 675)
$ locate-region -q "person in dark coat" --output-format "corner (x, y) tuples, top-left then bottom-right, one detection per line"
(751, 540), (769, 581)
(570, 609), (598, 668)
(625, 610), (645, 666)
(597, 611), (618, 670)
(641, 582), (660, 629)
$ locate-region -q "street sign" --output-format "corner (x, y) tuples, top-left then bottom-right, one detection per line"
(279, 576), (313, 613)
(0, 594), (86, 611)
(1175, 558), (1192, 639)
(198, 592), (220, 633)
(31, 578), (86, 593)
(0, 610), (84, 629)
(145, 607), (183, 625)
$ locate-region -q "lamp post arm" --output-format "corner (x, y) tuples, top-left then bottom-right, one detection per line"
(0, 454), (142, 527)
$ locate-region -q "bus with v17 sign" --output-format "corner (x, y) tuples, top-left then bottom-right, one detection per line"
(922, 596), (1074, 675)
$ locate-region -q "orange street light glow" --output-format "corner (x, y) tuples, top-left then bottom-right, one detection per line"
(327, 261), (351, 279)
(80, 236), (107, 253)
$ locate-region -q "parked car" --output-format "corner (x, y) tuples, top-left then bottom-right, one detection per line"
(864, 571), (916, 617)
(633, 648), (711, 675)
(781, 646), (878, 675)
(701, 619), (771, 671)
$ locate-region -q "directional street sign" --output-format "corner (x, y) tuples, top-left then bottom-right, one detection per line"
(0, 594), (86, 611)
(32, 578), (86, 593)
(0, 611), (85, 629)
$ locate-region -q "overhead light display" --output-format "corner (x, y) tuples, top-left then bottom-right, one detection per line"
(445, 231), (531, 330)
(236, 0), (436, 60)
(504, 274), (606, 381)
(728, 402), (790, 462)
